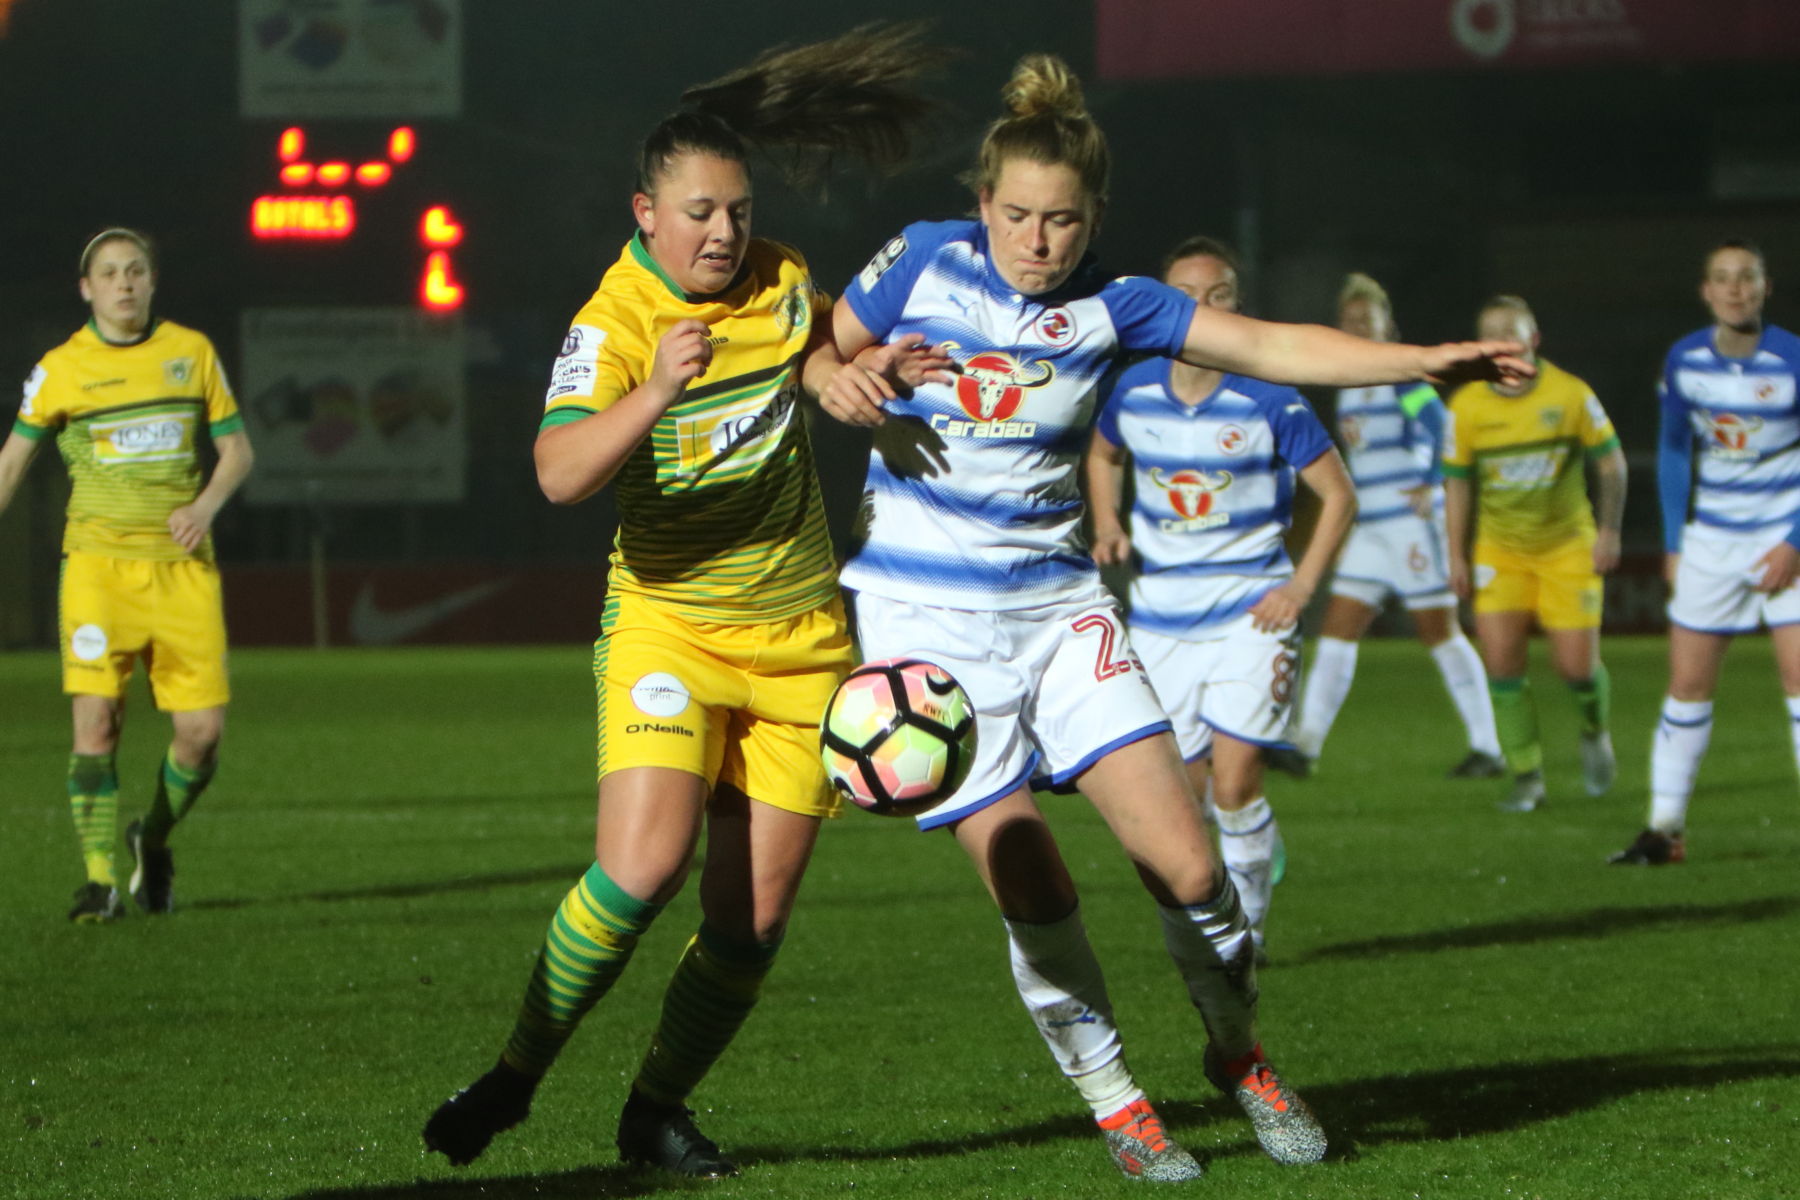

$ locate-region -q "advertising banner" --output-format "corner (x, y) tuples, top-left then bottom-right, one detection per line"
(239, 307), (466, 505)
(1097, 0), (1800, 80)
(239, 0), (460, 117)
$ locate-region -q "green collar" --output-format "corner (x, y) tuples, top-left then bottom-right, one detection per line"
(629, 231), (744, 302)
(87, 316), (157, 347)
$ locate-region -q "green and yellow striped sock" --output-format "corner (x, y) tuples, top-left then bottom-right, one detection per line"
(68, 754), (119, 885)
(141, 750), (216, 844)
(1567, 664), (1611, 735)
(633, 923), (780, 1106)
(1488, 677), (1543, 776)
(501, 863), (661, 1077)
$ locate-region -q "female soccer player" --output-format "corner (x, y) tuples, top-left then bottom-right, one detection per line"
(1282, 272), (1503, 779)
(1613, 240), (1800, 865)
(1444, 295), (1626, 813)
(821, 54), (1527, 1181)
(0, 228), (253, 923)
(1085, 236), (1357, 963)
(422, 28), (929, 1177)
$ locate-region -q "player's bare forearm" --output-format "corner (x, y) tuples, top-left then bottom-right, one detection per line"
(1444, 475), (1473, 561)
(1592, 447), (1627, 537)
(1290, 449), (1356, 597)
(1083, 432), (1132, 566)
(535, 385), (675, 505)
(0, 432), (41, 518)
(1178, 309), (1530, 390)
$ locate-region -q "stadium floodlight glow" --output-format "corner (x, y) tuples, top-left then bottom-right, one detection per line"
(355, 162), (392, 186)
(421, 250), (464, 311)
(279, 127), (305, 162)
(251, 195), (356, 239)
(280, 162), (315, 186)
(316, 161), (351, 186)
(420, 205), (463, 248)
(388, 127), (416, 162)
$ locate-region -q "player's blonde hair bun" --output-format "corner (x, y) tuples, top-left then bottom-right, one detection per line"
(1001, 54), (1088, 121)
(970, 53), (1109, 207)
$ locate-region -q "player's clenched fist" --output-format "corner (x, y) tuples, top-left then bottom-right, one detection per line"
(649, 319), (714, 397)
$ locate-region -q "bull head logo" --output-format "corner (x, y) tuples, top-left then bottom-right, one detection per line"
(1150, 466), (1233, 520)
(945, 347), (1055, 422)
(1708, 411), (1762, 451)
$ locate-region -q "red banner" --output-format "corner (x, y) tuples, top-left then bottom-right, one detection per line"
(224, 564), (608, 646)
(1096, 0), (1800, 79)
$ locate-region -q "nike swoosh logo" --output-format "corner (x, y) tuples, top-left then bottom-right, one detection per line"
(349, 578), (512, 645)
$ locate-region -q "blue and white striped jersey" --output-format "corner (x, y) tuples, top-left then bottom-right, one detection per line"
(1657, 325), (1800, 551)
(840, 219), (1195, 609)
(1095, 357), (1333, 639)
(1335, 381), (1445, 523)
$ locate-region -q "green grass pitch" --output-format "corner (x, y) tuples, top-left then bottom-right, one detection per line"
(2, 637), (1797, 1199)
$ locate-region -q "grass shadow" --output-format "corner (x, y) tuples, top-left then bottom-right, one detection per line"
(189, 865), (583, 911)
(1296, 896), (1800, 963)
(279, 1046), (1798, 1197)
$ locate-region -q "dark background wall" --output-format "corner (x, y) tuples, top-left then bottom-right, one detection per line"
(2, 1), (1797, 644)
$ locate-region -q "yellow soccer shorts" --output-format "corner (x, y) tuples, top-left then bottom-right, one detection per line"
(592, 591), (855, 818)
(59, 551), (231, 710)
(1472, 539), (1603, 630)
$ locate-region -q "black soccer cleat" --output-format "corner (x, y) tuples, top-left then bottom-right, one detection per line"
(1263, 746), (1314, 780)
(126, 820), (175, 914)
(67, 881), (123, 924)
(617, 1088), (739, 1178)
(1447, 750), (1506, 780)
(423, 1062), (536, 1166)
(1608, 828), (1686, 866)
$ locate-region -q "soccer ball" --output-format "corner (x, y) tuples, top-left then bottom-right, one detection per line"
(820, 657), (978, 816)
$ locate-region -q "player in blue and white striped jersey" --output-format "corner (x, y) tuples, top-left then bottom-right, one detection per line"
(1085, 237), (1357, 961)
(1614, 240), (1800, 866)
(1284, 274), (1502, 781)
(819, 54), (1529, 1181)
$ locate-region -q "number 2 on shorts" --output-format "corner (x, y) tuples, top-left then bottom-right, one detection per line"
(1072, 612), (1134, 681)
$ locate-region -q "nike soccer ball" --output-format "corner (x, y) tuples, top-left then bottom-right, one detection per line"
(820, 658), (979, 816)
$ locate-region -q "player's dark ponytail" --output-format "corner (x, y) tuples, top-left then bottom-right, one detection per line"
(635, 22), (933, 195)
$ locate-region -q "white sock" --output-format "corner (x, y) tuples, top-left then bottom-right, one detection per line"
(1158, 878), (1258, 1060)
(1430, 631), (1501, 757)
(1004, 909), (1142, 1118)
(1788, 696), (1800, 784)
(1295, 637), (1357, 757)
(1649, 696), (1712, 834)
(1215, 797), (1276, 943)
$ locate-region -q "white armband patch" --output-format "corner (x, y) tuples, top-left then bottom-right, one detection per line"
(545, 324), (606, 406)
(858, 234), (908, 292)
(20, 364), (46, 417)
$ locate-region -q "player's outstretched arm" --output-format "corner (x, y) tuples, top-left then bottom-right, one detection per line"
(0, 432), (41, 520)
(1248, 448), (1356, 632)
(1177, 305), (1533, 390)
(535, 320), (711, 504)
(1083, 429), (1132, 566)
(819, 299), (890, 427)
(168, 430), (255, 552)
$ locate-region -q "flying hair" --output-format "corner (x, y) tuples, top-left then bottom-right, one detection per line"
(968, 54), (1109, 206)
(636, 22), (934, 195)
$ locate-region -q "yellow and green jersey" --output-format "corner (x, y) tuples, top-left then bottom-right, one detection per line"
(541, 235), (836, 623)
(15, 319), (242, 562)
(1443, 358), (1619, 556)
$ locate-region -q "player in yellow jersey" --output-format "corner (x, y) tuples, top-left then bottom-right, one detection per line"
(0, 228), (254, 922)
(1444, 296), (1626, 813)
(422, 27), (930, 1178)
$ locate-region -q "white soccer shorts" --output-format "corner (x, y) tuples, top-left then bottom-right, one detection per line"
(852, 583), (1174, 829)
(1329, 514), (1454, 611)
(1668, 523), (1800, 634)
(1132, 614), (1302, 761)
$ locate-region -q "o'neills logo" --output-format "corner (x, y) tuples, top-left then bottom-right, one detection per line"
(1151, 466), (1232, 532)
(626, 721), (695, 737)
(951, 349), (1054, 423)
